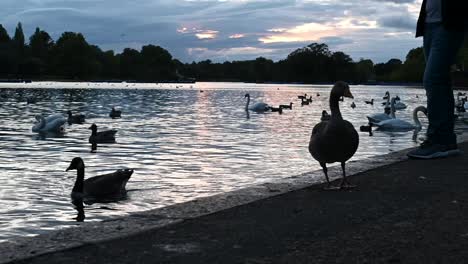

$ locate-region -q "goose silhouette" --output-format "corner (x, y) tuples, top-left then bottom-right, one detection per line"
(66, 157), (133, 203)
(309, 81), (359, 190)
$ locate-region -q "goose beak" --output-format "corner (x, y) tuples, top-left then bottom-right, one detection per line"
(66, 166), (72, 171)
(344, 90), (354, 99)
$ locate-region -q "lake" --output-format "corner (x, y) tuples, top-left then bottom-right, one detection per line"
(0, 81), (467, 242)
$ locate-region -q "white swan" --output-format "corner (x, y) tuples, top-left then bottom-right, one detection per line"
(367, 104), (393, 124)
(373, 101), (427, 131)
(32, 114), (66, 133)
(244, 93), (270, 112)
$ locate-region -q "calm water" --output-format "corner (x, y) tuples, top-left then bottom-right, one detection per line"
(0, 81), (467, 242)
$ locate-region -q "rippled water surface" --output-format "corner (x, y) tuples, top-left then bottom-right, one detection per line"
(1, 81), (467, 241)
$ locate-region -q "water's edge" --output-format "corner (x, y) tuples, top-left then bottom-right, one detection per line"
(5, 133), (467, 263)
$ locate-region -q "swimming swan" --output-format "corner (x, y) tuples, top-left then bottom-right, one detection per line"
(309, 81), (359, 190)
(66, 157), (133, 202)
(373, 101), (427, 131)
(32, 114), (66, 133)
(244, 93), (270, 112)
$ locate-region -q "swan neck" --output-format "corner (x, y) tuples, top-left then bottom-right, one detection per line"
(413, 109), (422, 128)
(245, 96), (250, 111)
(72, 168), (85, 193)
(329, 93), (342, 120)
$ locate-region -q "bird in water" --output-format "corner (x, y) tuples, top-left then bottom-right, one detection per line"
(109, 107), (121, 118)
(309, 81), (359, 190)
(66, 157), (133, 204)
(89, 123), (117, 144)
(351, 102), (356, 109)
(67, 110), (85, 124)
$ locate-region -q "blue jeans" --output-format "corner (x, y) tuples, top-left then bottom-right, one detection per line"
(423, 22), (465, 145)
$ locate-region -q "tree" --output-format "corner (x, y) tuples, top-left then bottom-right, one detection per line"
(50, 32), (100, 79)
(0, 24), (10, 43)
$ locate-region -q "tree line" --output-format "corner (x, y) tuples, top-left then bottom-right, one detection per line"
(1, 22), (467, 84)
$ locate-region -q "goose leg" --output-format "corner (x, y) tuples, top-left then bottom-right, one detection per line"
(321, 162), (339, 190)
(340, 162), (356, 189)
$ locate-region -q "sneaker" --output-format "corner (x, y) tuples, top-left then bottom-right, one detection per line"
(407, 140), (461, 159)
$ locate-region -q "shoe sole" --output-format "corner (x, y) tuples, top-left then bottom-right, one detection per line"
(407, 149), (463, 159)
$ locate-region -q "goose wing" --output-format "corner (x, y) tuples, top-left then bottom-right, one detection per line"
(84, 169), (133, 197)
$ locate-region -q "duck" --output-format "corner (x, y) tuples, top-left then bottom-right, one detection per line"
(372, 99), (427, 131)
(32, 114), (67, 133)
(350, 102), (356, 109)
(320, 110), (331, 121)
(393, 97), (407, 110)
(279, 102), (293, 110)
(309, 81), (359, 190)
(298, 94), (307, 100)
(270, 106), (283, 114)
(67, 110), (85, 124)
(365, 99), (374, 105)
(89, 123), (117, 144)
(66, 157), (133, 202)
(244, 93), (270, 112)
(109, 107), (121, 118)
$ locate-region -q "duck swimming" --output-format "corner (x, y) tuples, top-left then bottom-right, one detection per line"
(309, 81), (359, 190)
(67, 110), (85, 124)
(109, 107), (122, 118)
(89, 123), (117, 144)
(66, 157), (133, 203)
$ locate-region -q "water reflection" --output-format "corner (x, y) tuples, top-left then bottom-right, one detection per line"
(0, 82), (468, 242)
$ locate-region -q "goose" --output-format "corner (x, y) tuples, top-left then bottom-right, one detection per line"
(372, 100), (427, 131)
(67, 110), (85, 124)
(32, 114), (66, 133)
(89, 123), (117, 144)
(109, 107), (121, 118)
(320, 110), (331, 121)
(66, 157), (133, 202)
(350, 102), (356, 109)
(306, 96), (313, 103)
(270, 106), (283, 114)
(309, 81), (359, 190)
(365, 99), (374, 105)
(301, 99), (310, 106)
(244, 93), (270, 112)
(279, 102), (293, 110)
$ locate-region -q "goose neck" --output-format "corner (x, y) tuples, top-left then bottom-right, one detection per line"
(329, 93), (342, 120)
(72, 168), (85, 193)
(245, 96), (250, 111)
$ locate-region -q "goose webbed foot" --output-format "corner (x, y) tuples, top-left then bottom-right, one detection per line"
(339, 179), (356, 189)
(339, 162), (356, 189)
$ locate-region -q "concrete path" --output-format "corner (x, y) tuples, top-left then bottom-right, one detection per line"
(8, 143), (468, 264)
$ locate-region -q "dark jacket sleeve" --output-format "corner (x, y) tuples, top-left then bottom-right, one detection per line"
(416, 0), (468, 38)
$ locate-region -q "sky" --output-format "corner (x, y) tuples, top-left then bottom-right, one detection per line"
(0, 0), (424, 63)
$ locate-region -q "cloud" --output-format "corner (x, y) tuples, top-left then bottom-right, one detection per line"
(0, 0), (424, 63)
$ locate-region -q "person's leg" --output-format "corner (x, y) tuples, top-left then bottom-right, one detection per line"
(408, 23), (465, 159)
(424, 23), (465, 145)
